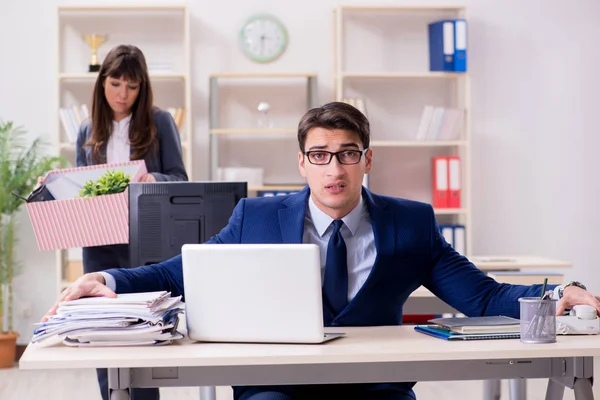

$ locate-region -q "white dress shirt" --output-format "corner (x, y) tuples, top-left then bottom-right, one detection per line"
(102, 194), (378, 296)
(303, 195), (376, 302)
(98, 115), (132, 291)
(106, 115), (131, 164)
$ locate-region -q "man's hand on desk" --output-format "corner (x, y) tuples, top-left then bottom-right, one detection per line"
(41, 273), (116, 322)
(556, 285), (600, 316)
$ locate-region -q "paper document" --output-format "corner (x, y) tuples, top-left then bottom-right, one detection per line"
(32, 291), (184, 347)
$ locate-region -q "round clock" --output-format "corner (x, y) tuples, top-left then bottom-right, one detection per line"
(239, 14), (288, 63)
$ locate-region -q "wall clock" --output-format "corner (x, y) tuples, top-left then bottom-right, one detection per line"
(239, 14), (288, 63)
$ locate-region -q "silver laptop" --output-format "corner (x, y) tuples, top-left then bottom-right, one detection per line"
(181, 243), (345, 344)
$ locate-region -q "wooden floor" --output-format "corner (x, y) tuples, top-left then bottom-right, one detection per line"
(0, 362), (595, 400)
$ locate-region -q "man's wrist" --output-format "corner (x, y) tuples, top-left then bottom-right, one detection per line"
(96, 271), (117, 292)
(89, 272), (106, 285)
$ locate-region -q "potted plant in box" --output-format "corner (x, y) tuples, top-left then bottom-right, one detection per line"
(0, 120), (65, 368)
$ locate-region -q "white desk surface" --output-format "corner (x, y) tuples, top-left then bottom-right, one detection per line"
(471, 256), (571, 271)
(19, 326), (600, 371)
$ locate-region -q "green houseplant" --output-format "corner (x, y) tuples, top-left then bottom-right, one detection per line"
(0, 120), (65, 367)
(79, 169), (131, 198)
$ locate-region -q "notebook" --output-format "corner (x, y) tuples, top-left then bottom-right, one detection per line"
(428, 316), (520, 334)
(415, 325), (520, 341)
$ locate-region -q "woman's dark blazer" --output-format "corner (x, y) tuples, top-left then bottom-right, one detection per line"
(76, 109), (188, 182)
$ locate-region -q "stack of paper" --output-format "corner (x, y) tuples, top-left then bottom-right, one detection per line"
(32, 291), (184, 347)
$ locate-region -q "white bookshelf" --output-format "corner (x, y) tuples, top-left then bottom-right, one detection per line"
(370, 140), (468, 147)
(55, 4), (192, 293)
(208, 73), (318, 196)
(59, 72), (188, 81)
(333, 5), (472, 254)
(341, 72), (462, 79)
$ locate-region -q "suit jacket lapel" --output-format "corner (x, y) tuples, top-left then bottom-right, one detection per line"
(365, 188), (395, 262)
(278, 187), (310, 244)
(333, 188), (395, 322)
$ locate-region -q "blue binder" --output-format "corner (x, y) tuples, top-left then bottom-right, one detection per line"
(453, 19), (467, 72)
(428, 19), (467, 72)
(414, 325), (520, 341)
(438, 224), (466, 255)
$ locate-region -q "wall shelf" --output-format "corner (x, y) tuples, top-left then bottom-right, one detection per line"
(210, 73), (317, 79)
(55, 4), (192, 295)
(248, 185), (306, 192)
(59, 72), (187, 81)
(209, 128), (297, 135)
(338, 5), (467, 13)
(208, 73), (317, 196)
(334, 5), (472, 255)
(370, 140), (467, 148)
(342, 72), (466, 79)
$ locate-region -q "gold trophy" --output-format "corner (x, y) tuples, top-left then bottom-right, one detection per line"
(83, 34), (108, 72)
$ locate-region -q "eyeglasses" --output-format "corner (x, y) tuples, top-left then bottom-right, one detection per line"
(303, 149), (368, 165)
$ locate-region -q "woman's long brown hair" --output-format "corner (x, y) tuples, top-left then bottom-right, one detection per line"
(86, 44), (157, 163)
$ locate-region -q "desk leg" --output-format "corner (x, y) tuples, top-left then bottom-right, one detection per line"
(483, 379), (501, 400)
(108, 368), (131, 400)
(545, 379), (566, 400)
(509, 378), (527, 400)
(110, 390), (131, 400)
(200, 386), (217, 400)
(573, 378), (594, 400)
(546, 357), (594, 400)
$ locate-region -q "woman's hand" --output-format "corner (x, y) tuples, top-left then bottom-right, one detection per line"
(139, 173), (157, 183)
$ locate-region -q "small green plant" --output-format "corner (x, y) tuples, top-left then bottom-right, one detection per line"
(79, 169), (130, 198)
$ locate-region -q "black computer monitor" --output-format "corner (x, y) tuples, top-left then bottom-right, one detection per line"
(128, 181), (247, 268)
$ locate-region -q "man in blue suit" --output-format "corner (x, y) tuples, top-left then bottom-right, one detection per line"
(46, 102), (600, 400)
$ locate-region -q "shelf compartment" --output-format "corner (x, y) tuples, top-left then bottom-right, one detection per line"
(370, 140), (467, 147)
(248, 185), (306, 192)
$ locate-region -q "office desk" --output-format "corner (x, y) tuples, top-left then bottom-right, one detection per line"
(405, 286), (457, 314)
(471, 256), (572, 271)
(403, 256), (572, 315)
(20, 326), (597, 400)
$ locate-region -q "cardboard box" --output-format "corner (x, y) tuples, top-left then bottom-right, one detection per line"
(26, 160), (147, 251)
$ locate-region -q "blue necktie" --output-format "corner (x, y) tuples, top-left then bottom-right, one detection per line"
(323, 219), (348, 315)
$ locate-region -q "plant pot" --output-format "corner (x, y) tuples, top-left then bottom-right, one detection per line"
(0, 332), (19, 368)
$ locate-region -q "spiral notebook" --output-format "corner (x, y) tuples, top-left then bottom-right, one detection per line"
(428, 315), (520, 334)
(414, 325), (520, 341)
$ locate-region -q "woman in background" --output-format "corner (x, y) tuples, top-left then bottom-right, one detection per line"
(76, 44), (187, 400)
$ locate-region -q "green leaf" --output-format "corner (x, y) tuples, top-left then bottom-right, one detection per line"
(78, 168), (131, 198)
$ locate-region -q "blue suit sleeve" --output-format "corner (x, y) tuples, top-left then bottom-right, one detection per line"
(105, 199), (246, 299)
(423, 206), (556, 318)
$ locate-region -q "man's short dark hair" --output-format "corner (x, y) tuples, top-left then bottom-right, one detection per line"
(297, 102), (370, 152)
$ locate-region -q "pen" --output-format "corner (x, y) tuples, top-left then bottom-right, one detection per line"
(524, 278), (551, 340)
(540, 278), (548, 299)
(540, 278), (548, 300)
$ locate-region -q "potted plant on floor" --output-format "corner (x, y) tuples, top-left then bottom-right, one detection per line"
(0, 120), (65, 368)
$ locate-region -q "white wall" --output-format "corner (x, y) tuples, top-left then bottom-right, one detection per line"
(1, 0), (599, 343)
